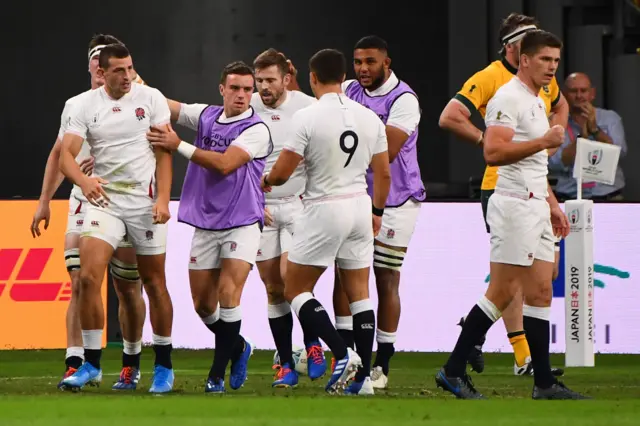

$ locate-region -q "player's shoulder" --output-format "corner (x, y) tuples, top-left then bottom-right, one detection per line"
(288, 90), (316, 107)
(467, 61), (503, 83)
(134, 83), (165, 99)
(492, 78), (522, 100)
(66, 88), (98, 107)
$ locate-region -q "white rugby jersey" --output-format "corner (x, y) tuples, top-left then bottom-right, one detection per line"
(284, 92), (388, 202)
(485, 76), (550, 198)
(58, 91), (93, 202)
(251, 90), (316, 202)
(64, 84), (171, 201)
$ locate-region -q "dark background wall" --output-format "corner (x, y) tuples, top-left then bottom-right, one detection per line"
(3, 0), (638, 201)
(2, 0), (449, 200)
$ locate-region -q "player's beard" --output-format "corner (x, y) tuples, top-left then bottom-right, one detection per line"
(360, 70), (385, 91)
(261, 89), (283, 107)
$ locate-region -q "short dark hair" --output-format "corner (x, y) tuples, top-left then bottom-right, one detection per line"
(253, 48), (289, 75)
(98, 44), (131, 69)
(309, 49), (346, 85)
(220, 61), (254, 85)
(520, 30), (563, 57)
(498, 13), (539, 56)
(89, 34), (123, 50)
(354, 35), (388, 53)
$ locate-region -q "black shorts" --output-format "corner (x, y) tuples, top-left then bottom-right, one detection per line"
(480, 189), (494, 234)
(481, 188), (560, 249)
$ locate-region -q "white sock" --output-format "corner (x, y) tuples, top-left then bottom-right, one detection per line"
(123, 339), (142, 355)
(219, 306), (242, 322)
(268, 302), (291, 319)
(290, 292), (314, 317)
(349, 299), (373, 315)
(152, 334), (172, 346)
(65, 346), (84, 360)
(477, 296), (502, 322)
(202, 304), (221, 325)
(523, 305), (551, 321)
(335, 316), (353, 331)
(376, 329), (397, 344)
(81, 330), (103, 350)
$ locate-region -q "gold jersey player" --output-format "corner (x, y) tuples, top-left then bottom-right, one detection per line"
(439, 13), (568, 377)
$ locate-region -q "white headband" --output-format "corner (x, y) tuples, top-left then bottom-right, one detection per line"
(502, 25), (537, 45)
(88, 44), (107, 61)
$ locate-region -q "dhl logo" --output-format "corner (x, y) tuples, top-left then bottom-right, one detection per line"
(0, 248), (71, 302)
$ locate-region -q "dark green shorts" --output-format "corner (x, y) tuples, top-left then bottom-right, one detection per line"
(480, 189), (494, 234)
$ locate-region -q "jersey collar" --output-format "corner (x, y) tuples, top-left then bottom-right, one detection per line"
(501, 58), (518, 75)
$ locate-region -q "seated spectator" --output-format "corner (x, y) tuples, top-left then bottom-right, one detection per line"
(548, 72), (627, 201)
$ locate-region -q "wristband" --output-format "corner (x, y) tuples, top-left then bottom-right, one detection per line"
(372, 205), (384, 217)
(177, 141), (196, 160)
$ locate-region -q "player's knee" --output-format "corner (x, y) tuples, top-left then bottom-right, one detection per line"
(265, 281), (286, 305)
(78, 270), (101, 293)
(283, 285), (301, 304)
(114, 281), (143, 307)
(218, 284), (240, 307)
(374, 269), (401, 297)
(192, 299), (215, 318)
(525, 284), (553, 307)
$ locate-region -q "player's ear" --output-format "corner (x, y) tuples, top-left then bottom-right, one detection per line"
(341, 73), (346, 83)
(309, 71), (317, 87)
(384, 56), (391, 69)
(96, 67), (105, 79)
(219, 83), (225, 97)
(283, 72), (291, 86)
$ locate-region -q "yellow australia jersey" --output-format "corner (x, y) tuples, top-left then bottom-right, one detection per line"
(454, 59), (561, 190)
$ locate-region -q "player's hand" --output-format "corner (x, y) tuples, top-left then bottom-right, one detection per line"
(550, 206), (570, 238)
(147, 124), (180, 152)
(264, 207), (274, 227)
(81, 176), (110, 207)
(79, 156), (95, 176)
(372, 214), (382, 237)
(261, 175), (272, 193)
(153, 201), (171, 224)
(543, 125), (565, 149)
(30, 201), (51, 238)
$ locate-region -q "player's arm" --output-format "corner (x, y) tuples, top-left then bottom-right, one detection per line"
(264, 150), (302, 187)
(439, 71), (493, 145)
(166, 100), (207, 130)
(371, 120), (391, 210)
(39, 139), (66, 203)
(148, 124), (270, 176)
(386, 93), (420, 162)
(483, 95), (562, 166)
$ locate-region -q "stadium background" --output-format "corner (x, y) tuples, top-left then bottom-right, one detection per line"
(1, 0), (639, 353)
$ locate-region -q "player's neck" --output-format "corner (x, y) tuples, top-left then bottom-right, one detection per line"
(314, 84), (342, 99)
(271, 90), (288, 109)
(516, 71), (540, 95)
(223, 106), (250, 118)
(104, 85), (126, 100)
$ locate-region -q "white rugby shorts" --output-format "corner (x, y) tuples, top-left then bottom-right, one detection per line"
(289, 193), (373, 270)
(189, 223), (262, 270)
(68, 196), (133, 248)
(257, 198), (303, 262)
(81, 195), (166, 255)
(375, 199), (421, 248)
(486, 192), (555, 266)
